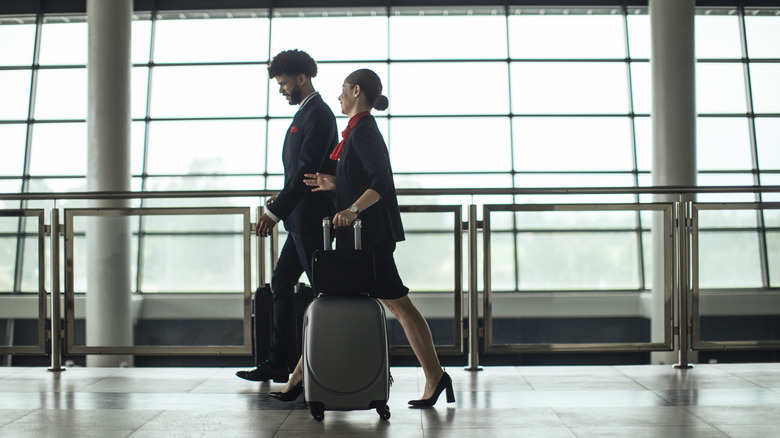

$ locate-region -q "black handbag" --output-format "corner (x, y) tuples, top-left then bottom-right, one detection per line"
(311, 218), (375, 296)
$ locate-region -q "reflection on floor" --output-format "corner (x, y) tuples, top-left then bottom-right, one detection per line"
(1, 363), (780, 437)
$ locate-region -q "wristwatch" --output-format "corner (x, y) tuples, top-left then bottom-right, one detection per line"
(348, 205), (359, 214)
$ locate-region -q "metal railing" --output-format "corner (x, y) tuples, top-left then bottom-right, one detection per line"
(1, 185), (779, 368)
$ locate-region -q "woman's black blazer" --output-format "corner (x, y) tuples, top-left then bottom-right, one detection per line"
(335, 115), (405, 250)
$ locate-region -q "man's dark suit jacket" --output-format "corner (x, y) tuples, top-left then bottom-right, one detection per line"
(267, 93), (337, 233)
(335, 115), (405, 250)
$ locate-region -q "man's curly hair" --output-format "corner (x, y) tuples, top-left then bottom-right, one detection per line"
(268, 49), (318, 79)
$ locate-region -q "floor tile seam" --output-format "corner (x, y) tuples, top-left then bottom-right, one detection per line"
(710, 424), (738, 438)
(678, 404), (734, 428)
(2, 408), (43, 428)
(125, 409), (166, 435)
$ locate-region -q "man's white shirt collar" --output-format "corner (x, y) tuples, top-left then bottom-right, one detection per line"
(298, 91), (318, 110)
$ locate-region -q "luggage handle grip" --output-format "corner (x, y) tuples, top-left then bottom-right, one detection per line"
(322, 217), (362, 251)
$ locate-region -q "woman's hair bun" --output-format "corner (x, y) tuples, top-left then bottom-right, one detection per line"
(373, 95), (389, 111)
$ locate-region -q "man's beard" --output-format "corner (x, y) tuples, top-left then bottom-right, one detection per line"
(287, 85), (302, 105)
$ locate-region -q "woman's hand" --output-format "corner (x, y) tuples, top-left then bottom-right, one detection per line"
(332, 208), (358, 228)
(303, 173), (336, 192)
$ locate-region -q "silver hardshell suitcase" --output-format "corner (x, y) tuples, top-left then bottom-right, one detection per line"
(303, 219), (391, 422)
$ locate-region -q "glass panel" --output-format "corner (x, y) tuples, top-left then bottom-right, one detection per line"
(391, 62), (509, 115)
(131, 18), (152, 64)
(509, 13), (625, 59)
(0, 181), (21, 209)
(0, 237), (15, 291)
(395, 232), (455, 292)
(29, 122), (86, 177)
(697, 118), (753, 171)
(698, 231), (762, 289)
(634, 116), (652, 172)
(0, 211), (21, 234)
(267, 116), (387, 175)
(0, 70), (32, 119)
(266, 118), (291, 174)
(268, 62), (388, 118)
(143, 212), (243, 234)
(140, 234), (244, 292)
(630, 61), (651, 114)
(0, 124), (27, 176)
(402, 211), (458, 232)
(391, 15), (507, 60)
(511, 62), (628, 114)
(26, 178), (86, 193)
(270, 16), (387, 62)
(626, 11), (650, 59)
(487, 229), (515, 291)
(641, 229), (653, 290)
(515, 209), (638, 230)
(149, 65), (267, 118)
(698, 207), (758, 229)
(142, 177), (264, 208)
(395, 173), (513, 209)
(745, 14), (780, 59)
(762, 174), (780, 203)
(696, 63), (747, 114)
(39, 19), (87, 65)
(697, 173), (757, 203)
(19, 235), (41, 293)
(154, 17), (270, 63)
(390, 117), (511, 172)
(749, 63), (780, 114)
(131, 121), (145, 176)
(514, 173), (637, 204)
(70, 216), (139, 296)
(513, 117), (634, 172)
(0, 18), (36, 66)
(515, 231), (640, 290)
(25, 179), (91, 212)
(768, 231), (780, 288)
(695, 13), (742, 59)
(132, 67), (149, 119)
(696, 172), (756, 202)
(756, 118), (780, 170)
(146, 120), (266, 175)
(34, 68), (87, 120)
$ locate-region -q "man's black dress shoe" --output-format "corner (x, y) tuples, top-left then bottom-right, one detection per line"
(268, 381), (303, 402)
(236, 361), (289, 383)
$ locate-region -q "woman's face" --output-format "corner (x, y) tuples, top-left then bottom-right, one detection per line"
(338, 81), (357, 115)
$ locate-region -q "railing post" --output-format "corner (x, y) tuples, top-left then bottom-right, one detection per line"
(465, 204), (482, 371)
(48, 208), (65, 372)
(675, 199), (693, 369)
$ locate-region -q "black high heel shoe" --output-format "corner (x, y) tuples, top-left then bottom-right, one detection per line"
(408, 372), (455, 407)
(268, 381), (303, 402)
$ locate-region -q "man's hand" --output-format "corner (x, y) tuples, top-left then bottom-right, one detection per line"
(256, 213), (277, 237)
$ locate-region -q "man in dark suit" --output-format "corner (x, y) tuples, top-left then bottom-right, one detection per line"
(236, 49), (337, 383)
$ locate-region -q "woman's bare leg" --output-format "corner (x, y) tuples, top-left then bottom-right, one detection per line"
(279, 357), (303, 393)
(380, 295), (444, 399)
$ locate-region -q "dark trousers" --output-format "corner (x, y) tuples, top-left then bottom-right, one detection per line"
(268, 231), (320, 371)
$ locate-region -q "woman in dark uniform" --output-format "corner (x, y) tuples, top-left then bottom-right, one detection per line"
(271, 69), (454, 407)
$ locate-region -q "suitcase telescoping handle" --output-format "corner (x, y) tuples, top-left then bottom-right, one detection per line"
(322, 217), (362, 251)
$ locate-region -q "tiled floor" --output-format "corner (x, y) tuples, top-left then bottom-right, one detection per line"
(1, 363), (780, 437)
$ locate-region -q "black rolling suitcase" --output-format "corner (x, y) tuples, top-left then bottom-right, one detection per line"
(251, 282), (314, 366)
(303, 218), (391, 421)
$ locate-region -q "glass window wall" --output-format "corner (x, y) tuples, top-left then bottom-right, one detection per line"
(0, 5), (778, 294)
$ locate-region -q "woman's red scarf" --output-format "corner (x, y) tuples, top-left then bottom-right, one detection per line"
(329, 111), (371, 160)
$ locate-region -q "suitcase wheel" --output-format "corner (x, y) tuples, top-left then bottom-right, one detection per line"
(310, 406), (325, 422)
(377, 405), (391, 421)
